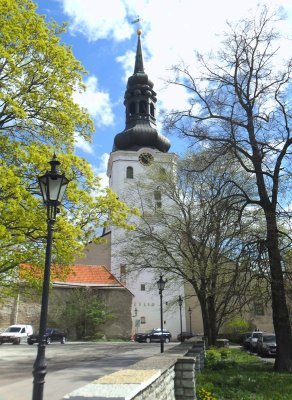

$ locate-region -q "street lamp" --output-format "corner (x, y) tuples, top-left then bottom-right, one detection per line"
(132, 307), (138, 335)
(32, 155), (69, 400)
(188, 307), (192, 335)
(178, 296), (183, 342)
(157, 274), (166, 353)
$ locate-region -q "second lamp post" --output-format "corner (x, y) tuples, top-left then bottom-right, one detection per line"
(178, 296), (183, 342)
(157, 275), (166, 353)
(188, 307), (192, 335)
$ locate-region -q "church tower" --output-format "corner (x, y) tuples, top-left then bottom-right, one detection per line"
(107, 30), (185, 337)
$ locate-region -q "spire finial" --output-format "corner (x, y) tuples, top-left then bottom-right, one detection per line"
(134, 29), (144, 74)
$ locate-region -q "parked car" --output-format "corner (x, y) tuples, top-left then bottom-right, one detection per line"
(257, 333), (276, 357)
(241, 332), (253, 348)
(0, 324), (33, 345)
(245, 331), (264, 352)
(27, 327), (67, 345)
(177, 332), (195, 342)
(134, 328), (172, 343)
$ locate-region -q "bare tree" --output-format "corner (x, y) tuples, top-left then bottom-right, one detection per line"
(164, 7), (292, 371)
(121, 154), (258, 345)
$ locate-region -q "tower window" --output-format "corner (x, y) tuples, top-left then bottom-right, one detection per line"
(150, 103), (155, 117)
(120, 264), (126, 283)
(129, 102), (135, 116)
(254, 302), (264, 316)
(139, 100), (147, 114)
(126, 166), (134, 179)
(154, 188), (162, 209)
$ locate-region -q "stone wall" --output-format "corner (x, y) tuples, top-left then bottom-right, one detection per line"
(63, 341), (206, 400)
(132, 366), (176, 400)
(0, 285), (132, 339)
(51, 286), (133, 339)
(0, 289), (41, 331)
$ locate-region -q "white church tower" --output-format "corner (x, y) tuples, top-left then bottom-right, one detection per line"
(107, 30), (185, 338)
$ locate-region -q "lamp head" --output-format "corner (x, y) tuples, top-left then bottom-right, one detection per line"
(157, 274), (166, 292)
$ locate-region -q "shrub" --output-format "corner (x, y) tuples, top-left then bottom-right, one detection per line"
(198, 387), (217, 400)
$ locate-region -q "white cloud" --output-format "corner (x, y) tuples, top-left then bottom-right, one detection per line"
(73, 75), (114, 127)
(94, 153), (110, 189)
(60, 0), (136, 41)
(63, 0), (292, 119)
(74, 134), (94, 154)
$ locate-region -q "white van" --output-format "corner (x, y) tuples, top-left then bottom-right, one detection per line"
(0, 324), (33, 345)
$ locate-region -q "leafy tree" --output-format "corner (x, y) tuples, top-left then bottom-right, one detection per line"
(164, 7), (292, 371)
(119, 154), (260, 345)
(0, 0), (136, 292)
(49, 288), (112, 340)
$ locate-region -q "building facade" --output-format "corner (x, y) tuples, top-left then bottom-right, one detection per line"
(106, 30), (185, 337)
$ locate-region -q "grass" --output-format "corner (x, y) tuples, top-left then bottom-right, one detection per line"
(196, 348), (292, 400)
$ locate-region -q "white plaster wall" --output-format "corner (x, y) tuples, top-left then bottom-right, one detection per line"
(108, 148), (185, 338)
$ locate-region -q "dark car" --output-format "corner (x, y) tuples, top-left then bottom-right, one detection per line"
(241, 332), (253, 349)
(134, 329), (172, 343)
(257, 333), (276, 357)
(244, 331), (264, 352)
(27, 328), (67, 345)
(177, 332), (195, 342)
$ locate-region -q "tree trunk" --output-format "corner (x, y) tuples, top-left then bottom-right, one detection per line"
(265, 210), (292, 372)
(200, 297), (218, 346)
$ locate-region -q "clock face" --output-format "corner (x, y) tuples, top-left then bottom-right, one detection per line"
(139, 152), (154, 166)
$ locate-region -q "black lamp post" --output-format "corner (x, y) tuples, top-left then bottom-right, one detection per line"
(132, 307), (138, 335)
(188, 307), (192, 335)
(157, 275), (166, 353)
(32, 155), (69, 400)
(178, 296), (183, 342)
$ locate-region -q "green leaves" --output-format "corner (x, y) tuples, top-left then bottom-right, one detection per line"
(0, 1), (135, 293)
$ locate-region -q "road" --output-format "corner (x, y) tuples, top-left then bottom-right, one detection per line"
(0, 341), (176, 400)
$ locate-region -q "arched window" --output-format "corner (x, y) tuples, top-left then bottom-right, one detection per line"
(139, 100), (147, 114)
(154, 187), (162, 209)
(126, 166), (134, 179)
(150, 103), (155, 117)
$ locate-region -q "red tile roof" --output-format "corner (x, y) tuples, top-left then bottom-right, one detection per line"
(54, 265), (121, 287)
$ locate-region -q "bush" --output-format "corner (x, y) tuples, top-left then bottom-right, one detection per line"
(197, 348), (292, 400)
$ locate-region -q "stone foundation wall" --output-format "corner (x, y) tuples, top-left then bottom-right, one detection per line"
(132, 366), (176, 400)
(64, 341), (206, 400)
(0, 285), (132, 339)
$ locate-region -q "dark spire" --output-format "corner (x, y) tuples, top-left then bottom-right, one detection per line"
(112, 30), (171, 153)
(133, 30), (144, 74)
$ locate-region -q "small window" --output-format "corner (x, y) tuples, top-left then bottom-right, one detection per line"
(21, 328), (25, 333)
(139, 100), (147, 114)
(120, 264), (126, 283)
(150, 103), (155, 117)
(129, 102), (135, 116)
(126, 166), (134, 179)
(254, 302), (264, 316)
(141, 284), (146, 291)
(141, 316), (146, 324)
(154, 188), (162, 209)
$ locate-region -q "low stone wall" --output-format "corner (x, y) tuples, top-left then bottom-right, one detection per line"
(63, 341), (205, 400)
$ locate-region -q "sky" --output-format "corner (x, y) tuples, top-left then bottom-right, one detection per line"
(34, 0), (292, 187)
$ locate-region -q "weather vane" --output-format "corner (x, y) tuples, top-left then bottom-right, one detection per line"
(131, 15), (143, 25)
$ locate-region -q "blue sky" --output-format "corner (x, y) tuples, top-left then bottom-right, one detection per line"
(34, 0), (292, 187)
